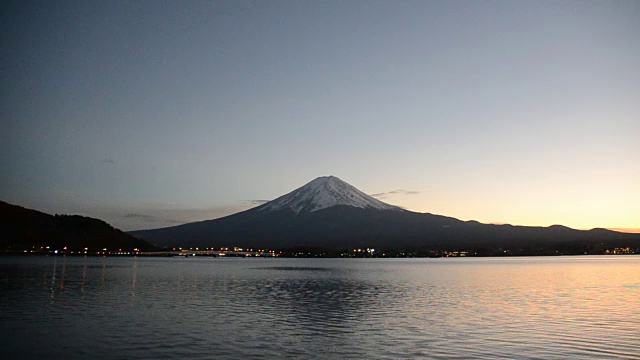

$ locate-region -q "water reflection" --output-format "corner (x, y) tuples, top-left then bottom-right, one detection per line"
(100, 257), (106, 287)
(81, 261), (87, 296)
(49, 257), (57, 302)
(129, 257), (138, 302)
(248, 268), (386, 344)
(60, 258), (67, 290)
(0, 256), (639, 360)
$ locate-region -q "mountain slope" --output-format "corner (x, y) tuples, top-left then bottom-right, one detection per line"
(257, 176), (400, 213)
(0, 200), (158, 251)
(129, 176), (640, 252)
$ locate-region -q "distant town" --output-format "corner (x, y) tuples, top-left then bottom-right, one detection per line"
(3, 245), (637, 258)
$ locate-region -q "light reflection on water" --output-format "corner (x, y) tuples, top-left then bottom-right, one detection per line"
(1, 256), (639, 359)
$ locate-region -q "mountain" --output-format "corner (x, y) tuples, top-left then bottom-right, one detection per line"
(129, 176), (640, 254)
(257, 176), (401, 213)
(0, 200), (158, 252)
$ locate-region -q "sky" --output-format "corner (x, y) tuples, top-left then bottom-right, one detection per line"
(1, 0), (639, 232)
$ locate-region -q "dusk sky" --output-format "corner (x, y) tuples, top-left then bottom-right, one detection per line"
(2, 0), (639, 232)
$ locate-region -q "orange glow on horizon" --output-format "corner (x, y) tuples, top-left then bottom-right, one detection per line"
(607, 228), (640, 234)
(378, 192), (639, 233)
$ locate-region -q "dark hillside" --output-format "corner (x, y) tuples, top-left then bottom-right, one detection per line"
(1, 200), (158, 252)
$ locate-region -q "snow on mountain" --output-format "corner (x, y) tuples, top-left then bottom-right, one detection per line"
(257, 176), (402, 214)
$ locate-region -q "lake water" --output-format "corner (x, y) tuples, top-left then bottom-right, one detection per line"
(1, 256), (639, 359)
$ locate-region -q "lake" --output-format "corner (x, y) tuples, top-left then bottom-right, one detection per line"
(1, 256), (638, 359)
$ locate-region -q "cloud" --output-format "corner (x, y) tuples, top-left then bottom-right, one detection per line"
(244, 200), (270, 205)
(99, 158), (115, 164)
(121, 204), (256, 231)
(123, 213), (183, 224)
(124, 213), (155, 219)
(393, 189), (421, 195)
(370, 189), (420, 198)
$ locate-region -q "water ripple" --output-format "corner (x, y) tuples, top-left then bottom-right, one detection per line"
(1, 256), (639, 359)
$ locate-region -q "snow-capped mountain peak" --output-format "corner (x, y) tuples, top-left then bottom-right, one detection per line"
(257, 176), (402, 214)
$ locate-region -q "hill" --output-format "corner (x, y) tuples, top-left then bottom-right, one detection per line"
(0, 200), (158, 252)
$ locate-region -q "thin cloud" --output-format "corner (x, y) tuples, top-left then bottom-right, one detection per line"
(394, 189), (420, 195)
(124, 213), (155, 219)
(243, 200), (270, 205)
(124, 213), (183, 224)
(124, 205), (252, 231)
(370, 189), (420, 197)
(99, 158), (115, 164)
